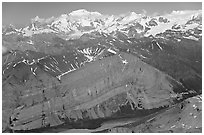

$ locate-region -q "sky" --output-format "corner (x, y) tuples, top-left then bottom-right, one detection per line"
(2, 2), (202, 27)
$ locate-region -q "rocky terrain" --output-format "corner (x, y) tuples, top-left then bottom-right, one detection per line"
(2, 9), (202, 133)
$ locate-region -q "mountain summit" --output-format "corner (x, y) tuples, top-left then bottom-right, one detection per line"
(69, 9), (102, 16)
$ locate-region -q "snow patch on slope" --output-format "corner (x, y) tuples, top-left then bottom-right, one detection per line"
(184, 36), (199, 41)
(107, 48), (117, 54)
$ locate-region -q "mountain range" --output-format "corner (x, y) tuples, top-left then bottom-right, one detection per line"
(3, 9), (202, 40)
(2, 9), (202, 133)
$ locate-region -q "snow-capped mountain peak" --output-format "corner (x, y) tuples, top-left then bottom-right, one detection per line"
(69, 9), (102, 17)
(119, 12), (144, 24)
(31, 16), (43, 23)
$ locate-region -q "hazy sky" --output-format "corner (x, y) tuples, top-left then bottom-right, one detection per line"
(2, 2), (202, 26)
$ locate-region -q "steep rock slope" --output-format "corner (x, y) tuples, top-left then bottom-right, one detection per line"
(6, 52), (187, 132)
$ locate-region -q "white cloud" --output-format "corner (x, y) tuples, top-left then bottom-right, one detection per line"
(151, 12), (159, 17)
(142, 9), (147, 15)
